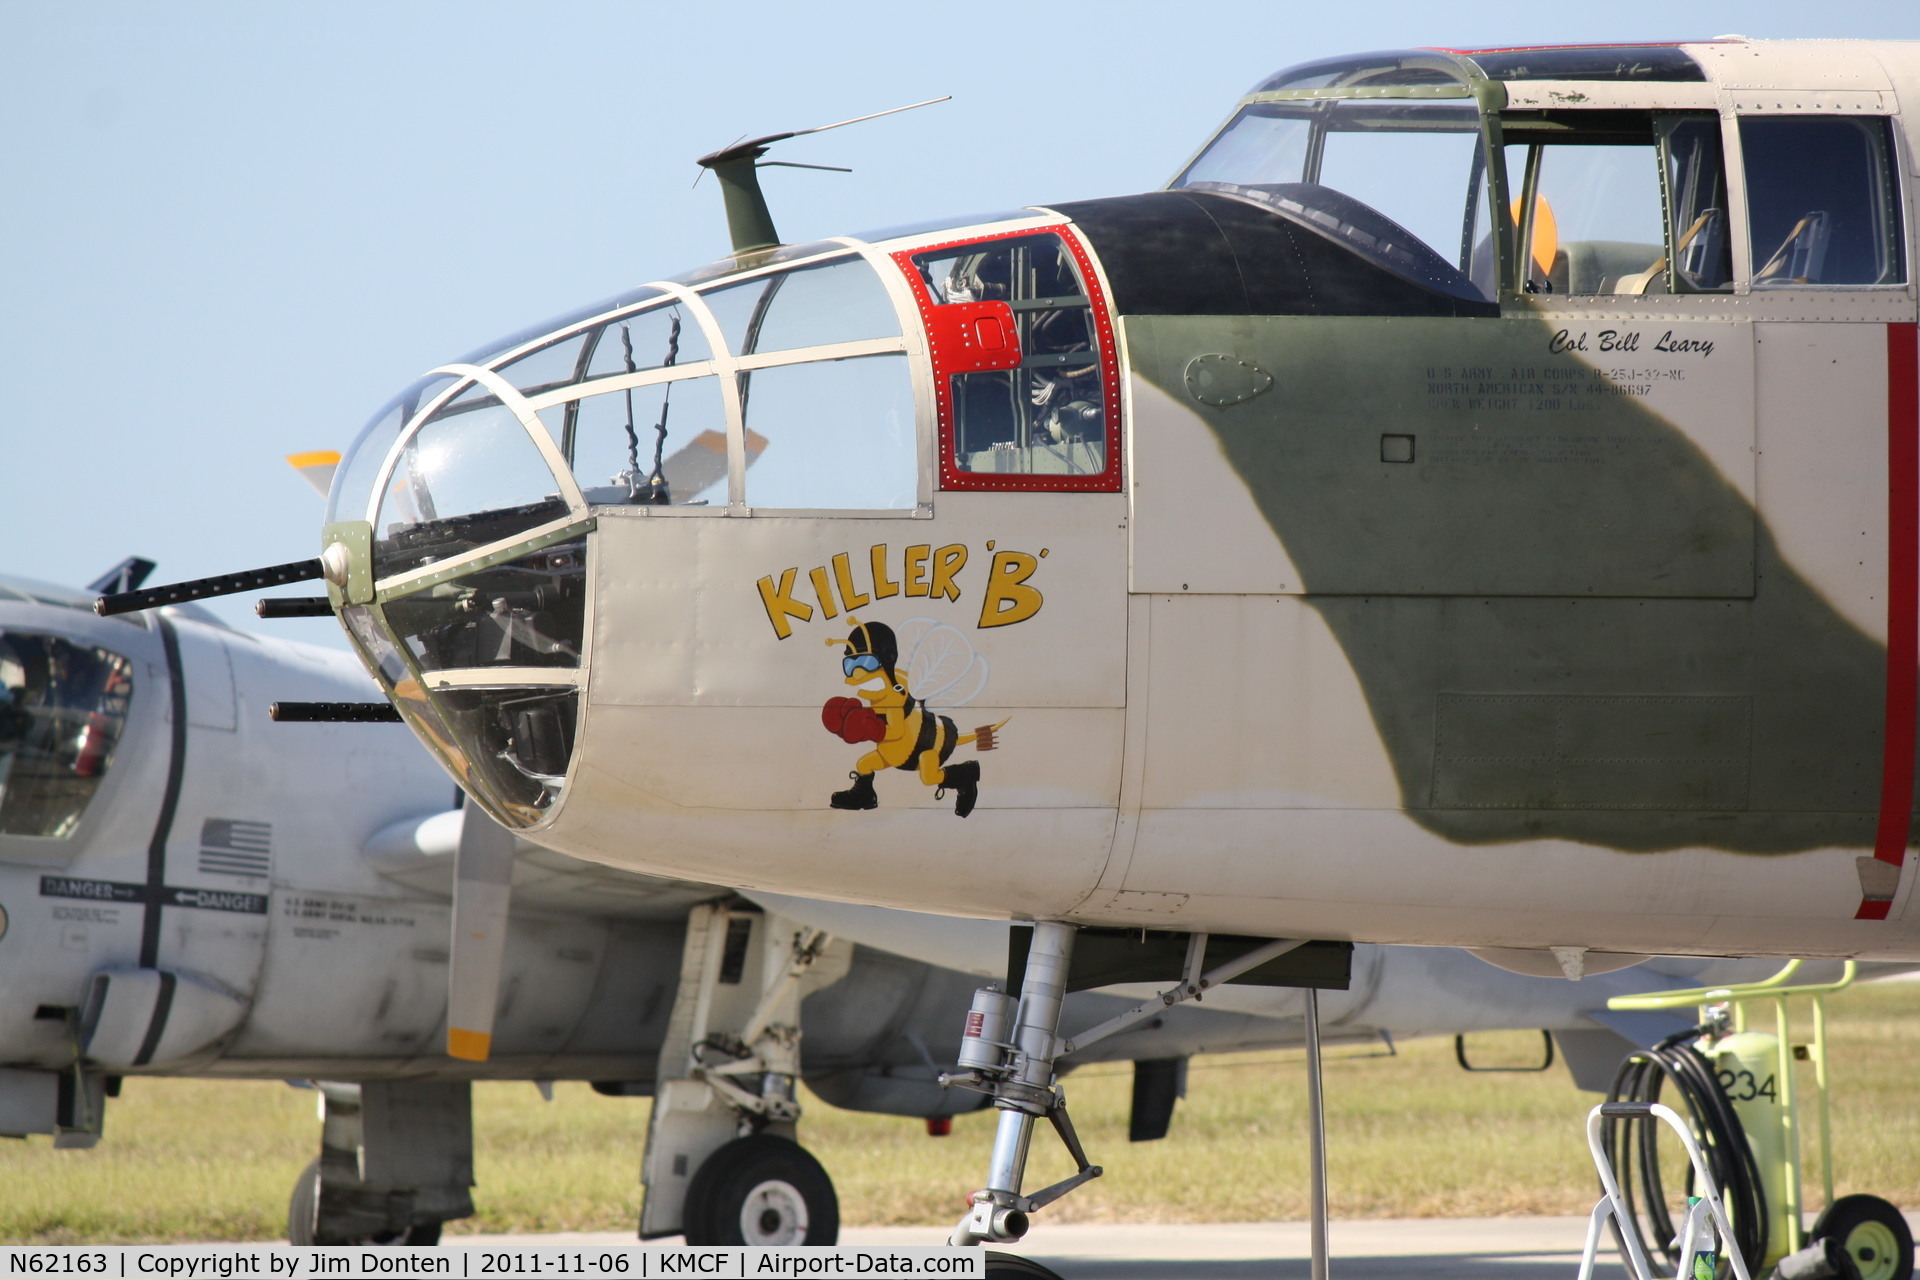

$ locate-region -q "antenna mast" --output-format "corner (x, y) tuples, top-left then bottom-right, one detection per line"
(695, 95), (951, 255)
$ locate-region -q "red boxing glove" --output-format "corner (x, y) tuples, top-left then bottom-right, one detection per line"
(822, 696), (862, 737)
(842, 705), (886, 744)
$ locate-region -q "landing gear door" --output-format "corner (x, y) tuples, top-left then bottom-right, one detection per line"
(639, 1077), (740, 1239)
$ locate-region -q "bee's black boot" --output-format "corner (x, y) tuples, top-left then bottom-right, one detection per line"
(831, 771), (878, 811)
(938, 760), (980, 818)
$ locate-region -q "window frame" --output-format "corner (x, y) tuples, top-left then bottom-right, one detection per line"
(0, 630), (137, 842)
(891, 225), (1124, 493)
(1495, 110), (1674, 299)
(1735, 113), (1908, 290)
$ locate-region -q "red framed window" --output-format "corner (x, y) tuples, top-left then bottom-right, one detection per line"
(891, 226), (1121, 491)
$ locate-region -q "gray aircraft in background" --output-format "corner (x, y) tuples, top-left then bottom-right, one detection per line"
(0, 565), (1867, 1246)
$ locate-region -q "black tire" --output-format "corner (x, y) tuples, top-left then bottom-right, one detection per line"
(984, 1254), (1066, 1279)
(288, 1160), (320, 1247)
(682, 1134), (838, 1246)
(287, 1159), (443, 1246)
(1814, 1194), (1914, 1280)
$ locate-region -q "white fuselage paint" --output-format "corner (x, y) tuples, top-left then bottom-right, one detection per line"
(512, 41), (1920, 962)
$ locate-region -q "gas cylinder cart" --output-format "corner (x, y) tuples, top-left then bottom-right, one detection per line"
(1590, 961), (1912, 1280)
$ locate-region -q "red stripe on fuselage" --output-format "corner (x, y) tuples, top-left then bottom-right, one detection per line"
(1861, 322), (1920, 920)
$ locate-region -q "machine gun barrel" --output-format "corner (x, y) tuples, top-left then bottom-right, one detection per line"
(269, 702), (402, 723)
(255, 596), (335, 619)
(95, 558), (324, 616)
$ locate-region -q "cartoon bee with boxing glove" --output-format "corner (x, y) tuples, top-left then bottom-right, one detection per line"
(821, 617), (1006, 817)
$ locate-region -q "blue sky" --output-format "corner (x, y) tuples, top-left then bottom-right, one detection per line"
(4, 1), (1916, 649)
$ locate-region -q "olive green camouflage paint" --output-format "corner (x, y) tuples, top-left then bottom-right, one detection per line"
(1128, 313), (1906, 853)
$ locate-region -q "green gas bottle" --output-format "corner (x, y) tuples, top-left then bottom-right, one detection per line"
(1702, 1030), (1794, 1268)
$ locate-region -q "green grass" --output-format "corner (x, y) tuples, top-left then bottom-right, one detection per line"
(2, 980), (1914, 1242)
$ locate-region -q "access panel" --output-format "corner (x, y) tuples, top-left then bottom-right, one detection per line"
(1128, 314), (1755, 598)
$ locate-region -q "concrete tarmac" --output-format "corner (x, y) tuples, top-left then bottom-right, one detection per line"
(451, 1216), (1635, 1278)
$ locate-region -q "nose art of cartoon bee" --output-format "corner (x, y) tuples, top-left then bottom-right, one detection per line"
(820, 617), (1007, 818)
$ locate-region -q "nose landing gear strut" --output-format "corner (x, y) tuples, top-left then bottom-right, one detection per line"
(942, 922), (1317, 1261)
(945, 923), (1098, 1248)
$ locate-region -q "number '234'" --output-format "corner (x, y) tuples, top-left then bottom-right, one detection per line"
(1717, 1069), (1777, 1102)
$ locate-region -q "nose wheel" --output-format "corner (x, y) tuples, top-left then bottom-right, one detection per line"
(681, 1134), (839, 1246)
(287, 1159), (443, 1246)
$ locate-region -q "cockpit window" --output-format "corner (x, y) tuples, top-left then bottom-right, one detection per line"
(492, 299), (715, 411)
(896, 230), (1120, 491)
(1663, 117), (1734, 291)
(580, 301), (712, 381)
(699, 256), (900, 356)
(0, 633), (133, 839)
(545, 376), (731, 506)
(373, 395), (569, 581)
(1175, 100), (1494, 301)
(328, 373), (458, 525)
(454, 286), (665, 368)
(739, 355), (916, 509)
(1742, 116), (1905, 287)
(494, 331), (594, 398)
(1504, 139), (1665, 295)
(1502, 112), (1731, 296)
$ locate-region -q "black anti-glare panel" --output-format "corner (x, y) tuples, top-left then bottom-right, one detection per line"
(1053, 191), (1498, 319)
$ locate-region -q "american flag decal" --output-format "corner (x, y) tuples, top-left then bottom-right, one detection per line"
(199, 818), (271, 878)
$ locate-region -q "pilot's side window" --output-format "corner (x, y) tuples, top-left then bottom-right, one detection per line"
(896, 231), (1121, 492)
(0, 632), (133, 839)
(1501, 112), (1730, 296)
(1741, 116), (1906, 287)
(1504, 127), (1665, 295)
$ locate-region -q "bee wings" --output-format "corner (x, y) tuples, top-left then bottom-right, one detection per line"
(896, 618), (989, 711)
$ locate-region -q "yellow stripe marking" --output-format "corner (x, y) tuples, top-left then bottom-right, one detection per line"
(447, 1028), (492, 1061)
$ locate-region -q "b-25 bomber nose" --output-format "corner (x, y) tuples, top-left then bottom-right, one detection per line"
(325, 207), (1122, 830)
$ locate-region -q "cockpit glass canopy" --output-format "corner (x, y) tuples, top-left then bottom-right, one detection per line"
(494, 332), (595, 399)
(0, 632), (133, 839)
(698, 254), (900, 356)
(1460, 45), (1706, 82)
(454, 285), (666, 368)
(663, 239), (848, 289)
(1246, 46), (1706, 92)
(1176, 100), (1493, 301)
(740, 355), (915, 509)
(581, 300), (712, 381)
(327, 372), (458, 526)
(551, 375), (731, 506)
(1251, 50), (1472, 92)
(372, 394), (569, 581)
(330, 212), (1126, 825)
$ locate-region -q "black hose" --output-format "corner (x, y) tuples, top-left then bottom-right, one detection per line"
(1601, 1030), (1768, 1278)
